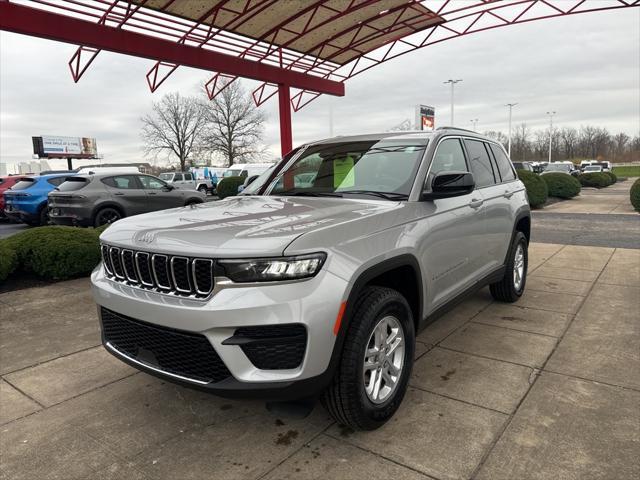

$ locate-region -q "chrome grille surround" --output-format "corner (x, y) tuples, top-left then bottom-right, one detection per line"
(100, 244), (214, 299)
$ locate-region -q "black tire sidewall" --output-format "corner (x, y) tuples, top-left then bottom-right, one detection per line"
(348, 289), (415, 428)
(94, 208), (121, 227)
(510, 232), (528, 297)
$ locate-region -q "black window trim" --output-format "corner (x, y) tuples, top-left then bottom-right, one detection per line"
(138, 174), (168, 190)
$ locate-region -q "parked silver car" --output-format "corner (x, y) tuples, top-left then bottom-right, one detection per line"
(48, 173), (205, 227)
(92, 128), (531, 430)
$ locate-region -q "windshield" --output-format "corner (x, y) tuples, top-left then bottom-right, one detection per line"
(266, 139), (428, 199)
(224, 169), (242, 177)
(10, 179), (36, 190)
(545, 164), (570, 172)
(241, 165), (276, 195)
(159, 173), (173, 181)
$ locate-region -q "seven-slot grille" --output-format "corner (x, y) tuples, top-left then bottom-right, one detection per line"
(101, 244), (214, 297)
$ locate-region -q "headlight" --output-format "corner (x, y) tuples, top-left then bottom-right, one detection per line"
(218, 253), (326, 283)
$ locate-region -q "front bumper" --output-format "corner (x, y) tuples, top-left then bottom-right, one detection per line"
(91, 264), (347, 399)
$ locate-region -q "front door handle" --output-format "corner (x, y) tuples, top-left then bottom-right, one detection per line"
(469, 198), (484, 209)
(148, 192), (157, 195)
(113, 192), (125, 196)
(503, 190), (514, 199)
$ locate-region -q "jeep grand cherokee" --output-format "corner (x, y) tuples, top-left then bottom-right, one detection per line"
(92, 128), (531, 430)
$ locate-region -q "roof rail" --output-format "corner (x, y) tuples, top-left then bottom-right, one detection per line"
(436, 126), (479, 134)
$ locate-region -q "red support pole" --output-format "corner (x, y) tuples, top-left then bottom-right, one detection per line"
(278, 84), (292, 158)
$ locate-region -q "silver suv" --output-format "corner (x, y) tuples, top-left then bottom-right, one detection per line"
(92, 128), (530, 430)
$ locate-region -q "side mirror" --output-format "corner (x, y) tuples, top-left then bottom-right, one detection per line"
(423, 171), (475, 200)
(243, 175), (259, 187)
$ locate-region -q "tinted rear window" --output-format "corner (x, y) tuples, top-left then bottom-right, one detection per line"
(489, 144), (516, 182)
(464, 140), (497, 188)
(101, 175), (139, 189)
(47, 177), (68, 187)
(10, 179), (36, 190)
(57, 177), (89, 191)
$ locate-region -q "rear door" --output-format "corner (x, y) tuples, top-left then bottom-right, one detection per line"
(101, 175), (147, 216)
(418, 137), (488, 309)
(463, 139), (511, 273)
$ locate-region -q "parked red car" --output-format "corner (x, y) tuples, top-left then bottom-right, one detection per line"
(0, 175), (30, 219)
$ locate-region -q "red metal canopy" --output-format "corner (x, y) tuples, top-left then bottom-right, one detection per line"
(1, 0), (638, 157)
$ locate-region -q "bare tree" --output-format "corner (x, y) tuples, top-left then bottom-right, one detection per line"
(559, 127), (578, 159)
(201, 81), (266, 166)
(141, 92), (207, 171)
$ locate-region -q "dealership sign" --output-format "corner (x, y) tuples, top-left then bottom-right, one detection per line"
(32, 135), (98, 157)
(415, 105), (435, 130)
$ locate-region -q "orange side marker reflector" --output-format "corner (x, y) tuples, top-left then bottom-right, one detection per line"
(333, 301), (347, 336)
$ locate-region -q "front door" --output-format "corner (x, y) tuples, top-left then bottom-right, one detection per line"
(417, 137), (488, 311)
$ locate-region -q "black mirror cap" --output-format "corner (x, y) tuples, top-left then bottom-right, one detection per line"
(422, 171), (475, 200)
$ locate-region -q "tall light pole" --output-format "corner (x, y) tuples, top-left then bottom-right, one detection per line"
(443, 79), (462, 126)
(505, 103), (518, 157)
(470, 118), (479, 131)
(546, 111), (556, 163)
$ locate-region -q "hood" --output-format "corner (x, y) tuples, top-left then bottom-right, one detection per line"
(100, 195), (402, 257)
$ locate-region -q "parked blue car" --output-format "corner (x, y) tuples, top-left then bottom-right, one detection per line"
(3, 173), (75, 226)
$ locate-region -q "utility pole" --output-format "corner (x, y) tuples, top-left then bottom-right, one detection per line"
(546, 111), (556, 163)
(470, 119), (479, 131)
(505, 103), (518, 157)
(443, 79), (462, 126)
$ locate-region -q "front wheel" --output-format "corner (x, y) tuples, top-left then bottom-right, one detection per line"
(197, 185), (208, 195)
(321, 286), (415, 430)
(490, 231), (528, 302)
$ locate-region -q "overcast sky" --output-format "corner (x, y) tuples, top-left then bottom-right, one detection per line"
(1, 5), (639, 167)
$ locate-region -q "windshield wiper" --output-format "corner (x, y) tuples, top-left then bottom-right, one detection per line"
(277, 191), (344, 198)
(340, 190), (408, 201)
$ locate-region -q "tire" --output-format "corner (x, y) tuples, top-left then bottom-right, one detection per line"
(93, 207), (122, 227)
(321, 286), (415, 430)
(197, 185), (208, 195)
(490, 231), (528, 302)
(35, 206), (49, 226)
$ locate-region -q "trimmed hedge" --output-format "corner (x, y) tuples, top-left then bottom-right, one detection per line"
(541, 173), (581, 199)
(1, 226), (102, 281)
(578, 172), (613, 188)
(631, 178), (640, 212)
(217, 176), (245, 199)
(0, 242), (18, 282)
(604, 171), (617, 184)
(517, 170), (548, 208)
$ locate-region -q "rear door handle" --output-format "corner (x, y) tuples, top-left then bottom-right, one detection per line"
(469, 198), (484, 209)
(148, 192), (157, 195)
(113, 192), (125, 196)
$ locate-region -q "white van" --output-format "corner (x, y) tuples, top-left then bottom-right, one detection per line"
(158, 171), (197, 189)
(223, 163), (275, 179)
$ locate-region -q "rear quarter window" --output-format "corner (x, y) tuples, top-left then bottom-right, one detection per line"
(488, 144), (516, 182)
(47, 177), (68, 187)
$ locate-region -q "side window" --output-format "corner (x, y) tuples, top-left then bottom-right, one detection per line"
(429, 138), (468, 175)
(47, 177), (66, 187)
(464, 139), (497, 188)
(138, 175), (167, 190)
(240, 170), (248, 178)
(489, 143), (516, 182)
(183, 173), (192, 181)
(101, 175), (139, 189)
(174, 173), (183, 181)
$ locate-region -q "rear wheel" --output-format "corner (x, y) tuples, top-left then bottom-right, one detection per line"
(490, 231), (528, 302)
(94, 207), (122, 227)
(321, 286), (415, 430)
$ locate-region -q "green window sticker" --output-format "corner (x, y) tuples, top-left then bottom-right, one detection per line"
(334, 156), (355, 188)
